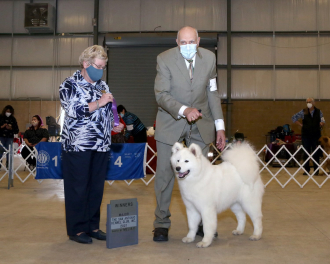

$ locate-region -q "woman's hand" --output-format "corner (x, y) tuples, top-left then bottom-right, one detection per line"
(1, 123), (7, 129)
(98, 93), (113, 107)
(112, 122), (124, 133)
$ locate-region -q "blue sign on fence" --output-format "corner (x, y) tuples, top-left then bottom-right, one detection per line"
(35, 142), (63, 180)
(35, 142), (147, 180)
(107, 143), (146, 180)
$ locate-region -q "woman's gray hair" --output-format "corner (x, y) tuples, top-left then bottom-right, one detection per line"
(78, 45), (108, 68)
(306, 97), (315, 103)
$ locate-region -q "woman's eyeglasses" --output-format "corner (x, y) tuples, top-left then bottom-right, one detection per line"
(91, 62), (107, 71)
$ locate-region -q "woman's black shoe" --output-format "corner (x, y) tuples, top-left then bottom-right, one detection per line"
(89, 230), (106, 240)
(69, 233), (92, 244)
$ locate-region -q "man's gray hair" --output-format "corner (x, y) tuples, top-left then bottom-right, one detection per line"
(177, 26), (199, 40)
(306, 97), (315, 103)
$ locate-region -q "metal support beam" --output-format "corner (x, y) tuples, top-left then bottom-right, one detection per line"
(226, 0), (232, 138)
(93, 0), (99, 45)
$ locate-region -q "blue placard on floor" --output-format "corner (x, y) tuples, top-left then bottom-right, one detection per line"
(35, 142), (146, 180)
(106, 198), (138, 249)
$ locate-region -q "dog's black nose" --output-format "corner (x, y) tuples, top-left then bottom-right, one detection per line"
(176, 166), (181, 172)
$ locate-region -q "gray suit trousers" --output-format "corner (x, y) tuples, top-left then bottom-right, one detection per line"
(153, 122), (210, 229)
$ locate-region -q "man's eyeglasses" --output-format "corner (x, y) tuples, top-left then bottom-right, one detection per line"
(91, 62), (107, 71)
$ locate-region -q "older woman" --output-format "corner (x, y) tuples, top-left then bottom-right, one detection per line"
(60, 45), (123, 244)
(21, 115), (49, 169)
(0, 105), (19, 169)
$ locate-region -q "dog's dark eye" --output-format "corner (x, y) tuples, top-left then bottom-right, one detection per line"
(185, 160), (189, 163)
(177, 160), (179, 162)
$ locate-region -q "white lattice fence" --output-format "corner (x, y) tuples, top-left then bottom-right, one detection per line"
(0, 142), (9, 182)
(0, 143), (37, 185)
(104, 143), (330, 188)
(258, 144), (330, 188)
(1, 143), (329, 188)
(15, 144), (36, 183)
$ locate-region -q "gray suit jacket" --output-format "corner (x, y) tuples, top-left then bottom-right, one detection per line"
(154, 46), (224, 145)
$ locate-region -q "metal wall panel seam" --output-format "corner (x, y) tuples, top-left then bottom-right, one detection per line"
(9, 0), (14, 101)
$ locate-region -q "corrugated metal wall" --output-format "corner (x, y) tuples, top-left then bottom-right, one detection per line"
(1, 0), (330, 103)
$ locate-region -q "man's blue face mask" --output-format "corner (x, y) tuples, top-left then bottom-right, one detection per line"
(179, 44), (197, 60)
(86, 65), (103, 82)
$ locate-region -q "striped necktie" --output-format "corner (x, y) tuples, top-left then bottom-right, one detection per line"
(187, 59), (194, 82)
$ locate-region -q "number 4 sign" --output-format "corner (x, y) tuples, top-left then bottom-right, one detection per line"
(106, 143), (147, 180)
(114, 156), (122, 167)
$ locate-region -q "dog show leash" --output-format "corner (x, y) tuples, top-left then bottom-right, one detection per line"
(186, 109), (201, 147)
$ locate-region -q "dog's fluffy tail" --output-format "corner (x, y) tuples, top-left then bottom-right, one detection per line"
(221, 142), (260, 188)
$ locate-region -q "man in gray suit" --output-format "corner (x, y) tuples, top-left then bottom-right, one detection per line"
(153, 26), (226, 242)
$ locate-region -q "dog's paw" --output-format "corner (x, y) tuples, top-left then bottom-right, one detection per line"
(232, 230), (243, 236)
(196, 240), (212, 248)
(182, 237), (195, 243)
(249, 234), (262, 241)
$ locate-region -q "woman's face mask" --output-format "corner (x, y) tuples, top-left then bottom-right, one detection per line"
(307, 103), (313, 109)
(119, 113), (124, 118)
(5, 112), (11, 117)
(86, 64), (103, 82)
(31, 121), (39, 127)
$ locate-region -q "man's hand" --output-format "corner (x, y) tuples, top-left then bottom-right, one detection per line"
(112, 123), (124, 133)
(216, 130), (226, 151)
(184, 107), (202, 122)
(98, 93), (113, 107)
(320, 122), (325, 127)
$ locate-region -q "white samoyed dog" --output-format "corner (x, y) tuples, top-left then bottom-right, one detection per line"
(171, 142), (264, 248)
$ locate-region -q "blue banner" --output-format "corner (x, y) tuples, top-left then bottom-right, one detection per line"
(35, 142), (146, 180)
(35, 142), (62, 180)
(107, 143), (146, 180)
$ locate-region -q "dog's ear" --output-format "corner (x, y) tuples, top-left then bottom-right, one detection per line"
(324, 137), (329, 143)
(172, 142), (183, 154)
(189, 143), (202, 158)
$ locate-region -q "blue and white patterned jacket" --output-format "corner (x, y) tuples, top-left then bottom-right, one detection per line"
(292, 109), (325, 123)
(59, 70), (113, 152)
